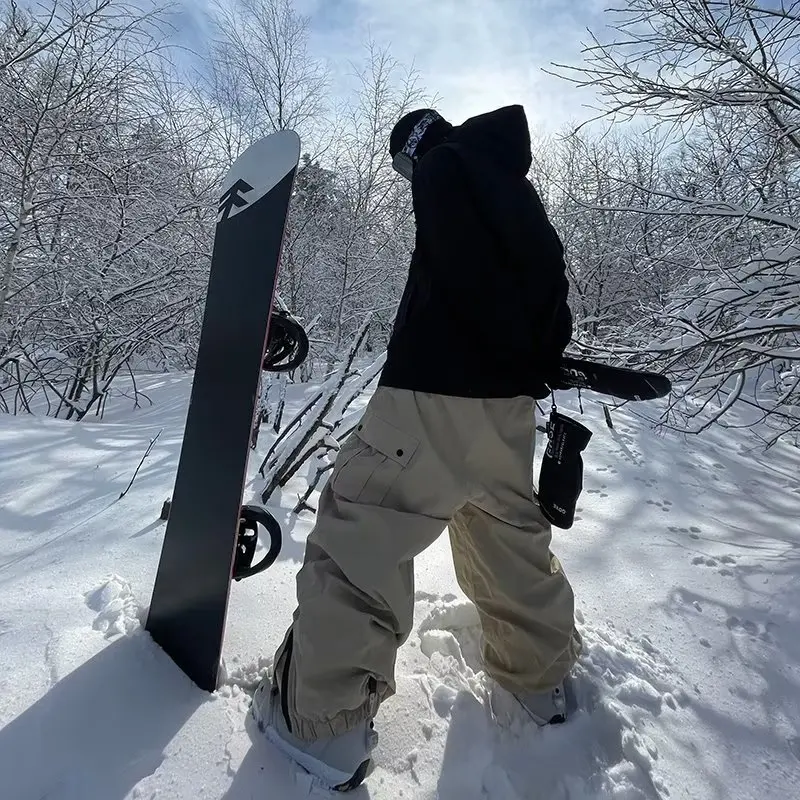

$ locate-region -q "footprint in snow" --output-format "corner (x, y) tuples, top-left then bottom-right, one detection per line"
(726, 616), (759, 635)
(413, 598), (682, 799)
(726, 616), (776, 642)
(691, 553), (738, 577)
(692, 555), (719, 567)
(84, 575), (141, 637)
(668, 526), (699, 539)
(788, 736), (800, 762)
(667, 524), (700, 539)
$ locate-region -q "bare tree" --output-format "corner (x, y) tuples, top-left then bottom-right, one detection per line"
(531, 127), (674, 347)
(206, 0), (328, 160)
(318, 41), (429, 361)
(252, 39), (429, 380)
(0, 2), (217, 417)
(0, 0), (112, 73)
(551, 0), (800, 441)
(1, 0), (441, 431)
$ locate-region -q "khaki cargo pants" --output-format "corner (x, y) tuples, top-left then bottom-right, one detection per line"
(273, 387), (580, 740)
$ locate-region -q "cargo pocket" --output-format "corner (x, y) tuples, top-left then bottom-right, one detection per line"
(330, 411), (420, 506)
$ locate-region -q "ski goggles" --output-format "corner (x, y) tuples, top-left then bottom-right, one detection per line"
(391, 110), (443, 181)
(392, 151), (415, 181)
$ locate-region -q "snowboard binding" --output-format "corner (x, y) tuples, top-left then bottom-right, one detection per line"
(233, 505), (283, 581)
(236, 308), (309, 582)
(263, 309), (309, 373)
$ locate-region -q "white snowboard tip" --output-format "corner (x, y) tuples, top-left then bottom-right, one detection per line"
(218, 130), (301, 223)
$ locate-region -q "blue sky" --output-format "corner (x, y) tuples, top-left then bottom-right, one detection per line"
(177, 0), (609, 133)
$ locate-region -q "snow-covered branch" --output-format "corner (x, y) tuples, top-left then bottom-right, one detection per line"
(259, 318), (379, 507)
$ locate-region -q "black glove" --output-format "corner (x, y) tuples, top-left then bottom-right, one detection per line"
(537, 411), (592, 529)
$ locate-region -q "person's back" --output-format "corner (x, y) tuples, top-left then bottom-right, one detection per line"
(381, 104), (572, 400)
(251, 104), (582, 794)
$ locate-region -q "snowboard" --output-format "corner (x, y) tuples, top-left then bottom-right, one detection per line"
(551, 356), (671, 401)
(146, 130), (301, 692)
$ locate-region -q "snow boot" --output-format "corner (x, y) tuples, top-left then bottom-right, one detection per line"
(251, 678), (377, 792)
(514, 680), (568, 725)
(490, 678), (571, 728)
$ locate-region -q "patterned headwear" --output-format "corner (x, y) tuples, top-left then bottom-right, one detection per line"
(390, 109), (451, 180)
(399, 111), (441, 158)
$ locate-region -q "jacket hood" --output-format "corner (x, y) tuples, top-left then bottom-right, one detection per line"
(448, 104), (532, 177)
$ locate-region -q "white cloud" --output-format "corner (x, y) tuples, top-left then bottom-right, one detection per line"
(295, 0), (606, 131)
(176, 0), (607, 132)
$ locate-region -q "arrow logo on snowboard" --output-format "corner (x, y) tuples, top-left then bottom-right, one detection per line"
(218, 179), (255, 221)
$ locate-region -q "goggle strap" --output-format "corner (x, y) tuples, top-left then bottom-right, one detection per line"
(401, 110), (442, 159)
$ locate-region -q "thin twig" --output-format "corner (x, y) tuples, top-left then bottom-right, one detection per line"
(118, 429), (162, 499)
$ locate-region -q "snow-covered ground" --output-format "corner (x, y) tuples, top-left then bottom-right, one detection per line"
(1, 374), (798, 799)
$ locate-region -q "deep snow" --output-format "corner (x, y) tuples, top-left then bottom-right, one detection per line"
(1, 374), (799, 799)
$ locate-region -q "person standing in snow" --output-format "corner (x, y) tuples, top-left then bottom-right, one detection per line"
(253, 104), (581, 791)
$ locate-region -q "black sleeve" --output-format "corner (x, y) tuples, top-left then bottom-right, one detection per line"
(411, 147), (497, 309)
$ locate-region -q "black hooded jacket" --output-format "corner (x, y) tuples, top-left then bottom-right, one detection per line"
(379, 105), (572, 400)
